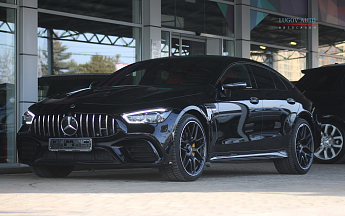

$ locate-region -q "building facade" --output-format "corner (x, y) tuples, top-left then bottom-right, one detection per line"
(0, 0), (345, 166)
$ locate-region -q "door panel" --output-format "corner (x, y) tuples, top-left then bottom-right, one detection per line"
(215, 63), (263, 154)
(216, 90), (263, 153)
(249, 64), (299, 150)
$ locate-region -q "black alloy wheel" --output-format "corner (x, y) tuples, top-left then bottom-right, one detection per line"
(159, 114), (207, 181)
(274, 119), (314, 174)
(314, 121), (345, 164)
(295, 122), (314, 169)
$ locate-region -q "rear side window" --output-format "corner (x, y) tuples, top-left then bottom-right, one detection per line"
(249, 65), (275, 89)
(271, 72), (287, 90)
(298, 68), (344, 92)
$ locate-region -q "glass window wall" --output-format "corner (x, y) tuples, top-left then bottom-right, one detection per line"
(161, 31), (170, 57)
(38, 0), (142, 24)
(222, 40), (234, 56)
(162, 0), (234, 37)
(319, 24), (345, 66)
(0, 7), (16, 163)
(250, 0), (308, 17)
(0, 0), (15, 4)
(319, 0), (345, 27)
(250, 44), (306, 81)
(250, 11), (308, 50)
(38, 13), (141, 77)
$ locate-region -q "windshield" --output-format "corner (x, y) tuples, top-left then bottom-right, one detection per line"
(100, 58), (221, 87)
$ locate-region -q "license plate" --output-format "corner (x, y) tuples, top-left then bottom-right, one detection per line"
(49, 138), (92, 152)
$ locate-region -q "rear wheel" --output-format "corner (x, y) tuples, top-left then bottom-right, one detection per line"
(30, 165), (74, 178)
(159, 114), (207, 181)
(314, 121), (345, 164)
(274, 119), (314, 174)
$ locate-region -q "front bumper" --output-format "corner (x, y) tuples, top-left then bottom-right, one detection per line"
(17, 115), (179, 167)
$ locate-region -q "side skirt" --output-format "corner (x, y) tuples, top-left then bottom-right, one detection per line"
(210, 151), (288, 162)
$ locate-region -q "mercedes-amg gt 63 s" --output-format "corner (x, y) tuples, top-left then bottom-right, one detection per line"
(17, 56), (319, 181)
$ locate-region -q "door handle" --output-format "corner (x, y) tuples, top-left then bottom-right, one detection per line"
(250, 97), (259, 104)
(287, 98), (295, 104)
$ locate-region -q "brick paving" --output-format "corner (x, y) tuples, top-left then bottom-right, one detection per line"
(1, 162), (345, 216)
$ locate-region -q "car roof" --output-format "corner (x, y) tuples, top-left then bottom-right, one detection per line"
(302, 63), (345, 74)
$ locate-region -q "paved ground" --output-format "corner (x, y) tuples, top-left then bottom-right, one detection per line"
(1, 162), (345, 216)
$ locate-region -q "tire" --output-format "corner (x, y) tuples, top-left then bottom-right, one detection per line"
(274, 119), (314, 174)
(30, 165), (74, 178)
(159, 114), (207, 181)
(314, 120), (345, 164)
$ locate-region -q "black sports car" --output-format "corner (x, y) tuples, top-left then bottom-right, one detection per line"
(295, 64), (345, 164)
(17, 56), (318, 181)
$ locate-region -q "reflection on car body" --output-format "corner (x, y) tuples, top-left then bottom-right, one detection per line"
(18, 56), (318, 181)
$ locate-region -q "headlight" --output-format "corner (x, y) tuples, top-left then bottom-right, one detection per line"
(122, 108), (171, 124)
(22, 110), (35, 125)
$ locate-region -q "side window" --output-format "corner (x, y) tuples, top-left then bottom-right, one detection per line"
(279, 75), (293, 90)
(249, 65), (275, 89)
(220, 64), (252, 88)
(271, 71), (287, 90)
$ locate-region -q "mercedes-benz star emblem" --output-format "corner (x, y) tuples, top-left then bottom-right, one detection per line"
(61, 116), (78, 136)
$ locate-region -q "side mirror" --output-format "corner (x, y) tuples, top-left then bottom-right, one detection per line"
(89, 80), (100, 88)
(222, 81), (247, 90)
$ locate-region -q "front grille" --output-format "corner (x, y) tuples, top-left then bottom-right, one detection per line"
(31, 114), (116, 138)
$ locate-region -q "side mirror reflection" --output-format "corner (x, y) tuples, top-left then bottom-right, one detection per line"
(222, 82), (247, 90)
(89, 81), (100, 88)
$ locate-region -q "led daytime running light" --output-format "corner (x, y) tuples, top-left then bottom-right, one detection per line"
(23, 110), (35, 125)
(122, 108), (170, 124)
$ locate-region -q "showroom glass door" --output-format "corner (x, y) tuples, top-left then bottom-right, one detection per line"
(172, 35), (206, 56)
(0, 7), (16, 163)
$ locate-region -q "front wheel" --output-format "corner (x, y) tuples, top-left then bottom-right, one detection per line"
(159, 114), (207, 181)
(274, 119), (314, 174)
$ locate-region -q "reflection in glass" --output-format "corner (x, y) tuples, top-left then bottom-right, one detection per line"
(161, 31), (170, 57)
(38, 0), (142, 24)
(223, 40), (234, 56)
(0, 0), (15, 4)
(171, 37), (205, 56)
(250, 10), (308, 49)
(250, 45), (306, 81)
(319, 25), (345, 66)
(319, 56), (345, 66)
(162, 0), (234, 37)
(181, 39), (205, 56)
(250, 0), (307, 17)
(172, 38), (180, 56)
(0, 7), (15, 163)
(38, 13), (141, 77)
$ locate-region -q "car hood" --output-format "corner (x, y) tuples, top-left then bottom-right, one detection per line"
(31, 85), (207, 114)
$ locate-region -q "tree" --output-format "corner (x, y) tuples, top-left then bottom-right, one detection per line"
(0, 48), (15, 84)
(77, 54), (120, 74)
(39, 40), (77, 76)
